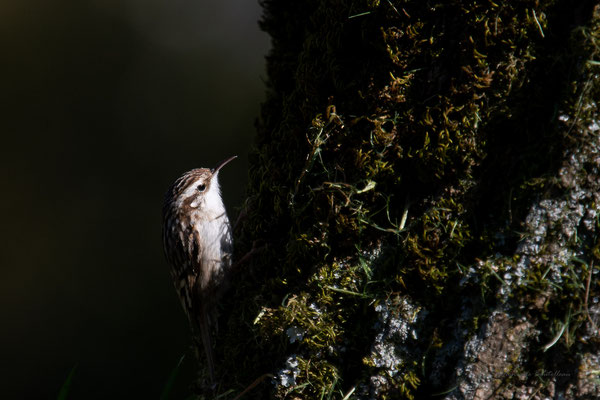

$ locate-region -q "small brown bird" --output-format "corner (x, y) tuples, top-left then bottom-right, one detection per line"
(162, 156), (237, 385)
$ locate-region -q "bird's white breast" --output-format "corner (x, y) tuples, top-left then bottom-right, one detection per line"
(192, 178), (232, 288)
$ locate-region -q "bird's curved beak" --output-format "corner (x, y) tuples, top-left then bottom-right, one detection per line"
(211, 155), (238, 176)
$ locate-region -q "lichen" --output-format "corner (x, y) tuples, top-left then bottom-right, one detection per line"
(357, 297), (426, 400)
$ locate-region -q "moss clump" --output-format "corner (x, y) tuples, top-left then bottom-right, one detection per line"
(210, 1), (600, 399)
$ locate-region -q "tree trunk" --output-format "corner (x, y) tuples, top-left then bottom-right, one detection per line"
(213, 1), (600, 399)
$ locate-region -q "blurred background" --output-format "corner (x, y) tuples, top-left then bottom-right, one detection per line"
(0, 0), (269, 398)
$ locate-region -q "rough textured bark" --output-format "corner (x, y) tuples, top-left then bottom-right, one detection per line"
(204, 1), (600, 399)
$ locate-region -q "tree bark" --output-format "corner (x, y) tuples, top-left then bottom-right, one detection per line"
(212, 1), (600, 399)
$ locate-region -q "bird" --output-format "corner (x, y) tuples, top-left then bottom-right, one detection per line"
(161, 155), (237, 385)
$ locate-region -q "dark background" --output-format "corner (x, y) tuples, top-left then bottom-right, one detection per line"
(0, 0), (268, 398)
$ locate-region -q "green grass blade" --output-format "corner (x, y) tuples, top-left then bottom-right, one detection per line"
(160, 354), (186, 400)
(56, 365), (77, 400)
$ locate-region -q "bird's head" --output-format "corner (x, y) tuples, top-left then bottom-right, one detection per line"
(166, 156), (237, 213)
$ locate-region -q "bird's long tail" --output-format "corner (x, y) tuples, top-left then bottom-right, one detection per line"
(199, 307), (216, 385)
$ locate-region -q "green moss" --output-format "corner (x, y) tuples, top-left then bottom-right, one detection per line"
(211, 1), (600, 398)
(275, 356), (340, 399)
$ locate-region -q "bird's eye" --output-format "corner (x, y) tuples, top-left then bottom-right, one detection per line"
(197, 183), (206, 192)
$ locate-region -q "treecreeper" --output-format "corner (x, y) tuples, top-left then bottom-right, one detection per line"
(161, 155), (237, 386)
